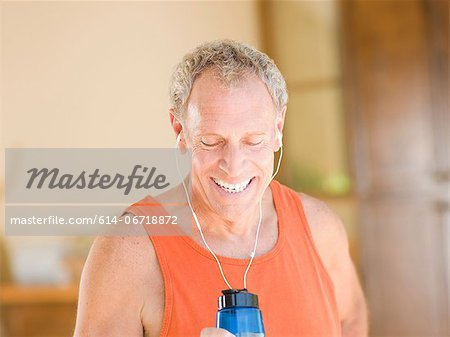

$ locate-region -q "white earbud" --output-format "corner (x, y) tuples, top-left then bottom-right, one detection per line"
(176, 133), (181, 144)
(278, 131), (283, 147)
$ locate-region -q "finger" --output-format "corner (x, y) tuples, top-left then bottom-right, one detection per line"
(200, 327), (236, 337)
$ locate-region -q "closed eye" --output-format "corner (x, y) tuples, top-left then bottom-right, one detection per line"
(247, 140), (264, 146)
(201, 140), (220, 147)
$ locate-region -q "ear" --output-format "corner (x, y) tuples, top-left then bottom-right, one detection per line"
(276, 105), (287, 135)
(275, 105), (287, 150)
(169, 108), (187, 151)
(169, 108), (183, 138)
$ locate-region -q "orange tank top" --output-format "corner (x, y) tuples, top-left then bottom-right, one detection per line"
(125, 180), (341, 337)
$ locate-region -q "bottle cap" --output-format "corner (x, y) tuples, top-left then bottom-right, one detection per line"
(218, 288), (259, 310)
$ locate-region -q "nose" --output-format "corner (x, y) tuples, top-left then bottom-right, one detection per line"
(218, 142), (247, 178)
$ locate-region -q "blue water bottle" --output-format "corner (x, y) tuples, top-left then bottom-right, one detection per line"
(216, 289), (265, 337)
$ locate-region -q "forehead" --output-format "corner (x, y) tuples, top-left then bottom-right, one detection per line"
(185, 70), (277, 132)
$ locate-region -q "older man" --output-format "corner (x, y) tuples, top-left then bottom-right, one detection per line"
(74, 40), (368, 337)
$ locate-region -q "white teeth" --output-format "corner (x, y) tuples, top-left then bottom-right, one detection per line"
(212, 178), (252, 193)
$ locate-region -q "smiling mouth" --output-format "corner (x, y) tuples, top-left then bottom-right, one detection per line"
(212, 177), (253, 193)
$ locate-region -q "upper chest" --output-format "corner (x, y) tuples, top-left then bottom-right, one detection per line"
(139, 192), (335, 337)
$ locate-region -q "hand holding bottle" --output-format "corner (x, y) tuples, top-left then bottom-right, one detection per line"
(201, 327), (236, 337)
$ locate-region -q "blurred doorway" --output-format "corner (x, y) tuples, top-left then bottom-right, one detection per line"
(341, 0), (449, 336)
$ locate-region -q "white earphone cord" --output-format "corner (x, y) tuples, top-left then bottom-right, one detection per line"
(176, 136), (283, 290)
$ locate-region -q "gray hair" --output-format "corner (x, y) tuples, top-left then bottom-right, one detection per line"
(169, 39), (288, 120)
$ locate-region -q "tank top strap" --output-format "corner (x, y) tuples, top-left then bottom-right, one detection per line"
(269, 180), (315, 243)
(270, 180), (336, 293)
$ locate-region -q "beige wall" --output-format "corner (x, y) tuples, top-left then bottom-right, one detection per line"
(1, 1), (261, 149)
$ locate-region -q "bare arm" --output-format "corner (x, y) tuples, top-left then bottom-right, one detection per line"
(73, 235), (152, 337)
(330, 223), (368, 337)
(301, 194), (369, 337)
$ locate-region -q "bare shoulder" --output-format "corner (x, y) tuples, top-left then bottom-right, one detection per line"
(74, 231), (162, 336)
(296, 192), (368, 330)
(296, 192), (349, 270)
(84, 234), (158, 284)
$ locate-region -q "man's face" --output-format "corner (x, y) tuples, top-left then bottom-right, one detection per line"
(182, 70), (283, 220)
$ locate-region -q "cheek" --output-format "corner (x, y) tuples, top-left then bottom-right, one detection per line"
(254, 154), (275, 176)
(191, 150), (217, 171)
(247, 146), (276, 178)
(249, 145), (275, 163)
